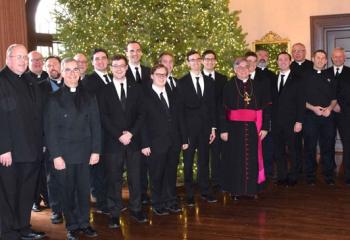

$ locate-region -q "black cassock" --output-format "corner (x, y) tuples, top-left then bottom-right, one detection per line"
(220, 77), (269, 196)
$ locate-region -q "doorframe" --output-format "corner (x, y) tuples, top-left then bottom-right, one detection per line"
(310, 14), (350, 53)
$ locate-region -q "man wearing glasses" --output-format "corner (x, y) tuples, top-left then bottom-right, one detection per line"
(73, 53), (89, 81)
(26, 51), (48, 82)
(178, 50), (217, 206)
(0, 44), (46, 240)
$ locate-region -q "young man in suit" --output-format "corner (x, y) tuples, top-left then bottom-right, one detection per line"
(141, 64), (188, 215)
(304, 50), (337, 185)
(98, 55), (147, 227)
(0, 44), (46, 240)
(83, 48), (112, 95)
(83, 48), (110, 214)
(201, 49), (227, 191)
(326, 47), (350, 185)
(125, 41), (151, 203)
(272, 52), (304, 186)
(178, 50), (217, 206)
(159, 51), (178, 93)
(125, 41), (151, 85)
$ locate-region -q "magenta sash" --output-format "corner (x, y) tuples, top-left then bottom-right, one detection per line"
(226, 109), (265, 184)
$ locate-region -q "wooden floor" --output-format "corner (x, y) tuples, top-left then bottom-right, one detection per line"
(31, 177), (350, 240)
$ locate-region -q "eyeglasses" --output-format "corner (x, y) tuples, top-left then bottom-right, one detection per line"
(30, 58), (44, 63)
(111, 64), (127, 69)
(188, 58), (202, 63)
(9, 55), (29, 61)
(203, 58), (216, 62)
(63, 68), (80, 73)
(94, 56), (108, 61)
(153, 73), (167, 78)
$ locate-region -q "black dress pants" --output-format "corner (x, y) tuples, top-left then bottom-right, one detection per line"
(0, 162), (39, 240)
(209, 136), (222, 187)
(104, 148), (141, 218)
(184, 133), (210, 198)
(54, 163), (90, 231)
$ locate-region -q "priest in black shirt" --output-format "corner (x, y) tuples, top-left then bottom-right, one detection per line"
(304, 50), (337, 185)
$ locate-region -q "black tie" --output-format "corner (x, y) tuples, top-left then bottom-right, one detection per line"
(103, 74), (110, 84)
(279, 74), (285, 93)
(160, 92), (170, 116)
(120, 83), (126, 111)
(196, 76), (202, 98)
(335, 68), (340, 78)
(169, 76), (176, 90)
(208, 73), (213, 79)
(135, 67), (142, 83)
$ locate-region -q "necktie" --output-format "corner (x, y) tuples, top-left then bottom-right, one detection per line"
(335, 68), (340, 78)
(279, 74), (285, 93)
(160, 92), (170, 116)
(135, 67), (142, 83)
(208, 73), (213, 79)
(103, 74), (110, 84)
(120, 83), (126, 111)
(196, 76), (202, 97)
(169, 76), (176, 90)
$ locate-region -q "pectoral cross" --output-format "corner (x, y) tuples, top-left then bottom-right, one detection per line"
(243, 92), (251, 104)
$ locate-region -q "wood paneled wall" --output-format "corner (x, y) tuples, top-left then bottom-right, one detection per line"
(0, 0), (28, 67)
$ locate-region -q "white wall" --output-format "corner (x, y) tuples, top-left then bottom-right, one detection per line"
(229, 0), (350, 57)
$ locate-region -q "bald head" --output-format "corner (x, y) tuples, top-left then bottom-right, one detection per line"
(74, 53), (88, 77)
(331, 48), (346, 67)
(28, 51), (44, 75)
(6, 44), (28, 75)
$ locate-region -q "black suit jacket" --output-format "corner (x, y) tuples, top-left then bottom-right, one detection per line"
(83, 71), (111, 96)
(327, 65), (350, 117)
(0, 66), (43, 162)
(126, 64), (151, 85)
(98, 79), (144, 154)
(141, 85), (187, 152)
(45, 86), (101, 163)
(178, 73), (216, 136)
(202, 71), (227, 131)
(271, 71), (305, 129)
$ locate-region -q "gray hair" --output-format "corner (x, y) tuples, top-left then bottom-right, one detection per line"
(61, 57), (77, 70)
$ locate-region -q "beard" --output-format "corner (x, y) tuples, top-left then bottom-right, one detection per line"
(49, 70), (61, 80)
(257, 59), (267, 69)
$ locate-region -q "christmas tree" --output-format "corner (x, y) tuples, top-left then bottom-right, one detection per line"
(55, 0), (247, 77)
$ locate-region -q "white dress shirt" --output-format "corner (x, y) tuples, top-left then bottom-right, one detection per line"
(95, 69), (111, 84)
(129, 63), (142, 80)
(152, 84), (169, 107)
(190, 71), (204, 96)
(277, 69), (291, 91)
(113, 78), (127, 100)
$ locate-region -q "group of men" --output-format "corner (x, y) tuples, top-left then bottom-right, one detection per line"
(0, 40), (349, 240)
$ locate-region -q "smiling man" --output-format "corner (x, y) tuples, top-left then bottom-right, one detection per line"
(0, 44), (45, 240)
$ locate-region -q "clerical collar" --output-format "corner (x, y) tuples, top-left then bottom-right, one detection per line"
(313, 68), (322, 74)
(240, 78), (249, 83)
(70, 87), (77, 92)
(5, 66), (23, 79)
(51, 78), (62, 85)
(296, 60), (305, 65)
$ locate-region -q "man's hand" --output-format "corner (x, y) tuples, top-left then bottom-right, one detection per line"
(313, 106), (324, 116)
(0, 152), (12, 167)
(209, 129), (216, 144)
(53, 157), (66, 170)
(182, 144), (189, 150)
(119, 131), (133, 145)
(220, 132), (228, 142)
(294, 122), (302, 133)
(141, 147), (151, 157)
(259, 130), (268, 140)
(89, 153), (100, 165)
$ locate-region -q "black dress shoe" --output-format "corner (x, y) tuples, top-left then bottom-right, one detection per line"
(130, 210), (148, 223)
(81, 226), (97, 238)
(51, 212), (63, 224)
(108, 217), (120, 228)
(166, 203), (182, 213)
(32, 203), (41, 212)
(67, 230), (79, 240)
(152, 207), (170, 216)
(186, 197), (195, 207)
(21, 231), (46, 240)
(201, 194), (218, 203)
(287, 179), (297, 186)
(325, 179), (335, 186)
